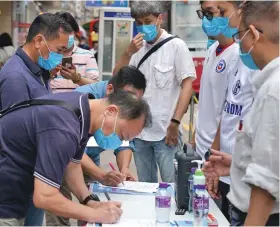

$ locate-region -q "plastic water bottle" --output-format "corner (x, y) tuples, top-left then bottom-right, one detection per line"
(188, 167), (197, 212)
(155, 182), (171, 223)
(192, 160), (209, 226)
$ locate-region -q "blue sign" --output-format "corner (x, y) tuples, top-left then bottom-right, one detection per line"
(104, 11), (131, 18)
(86, 0), (129, 7)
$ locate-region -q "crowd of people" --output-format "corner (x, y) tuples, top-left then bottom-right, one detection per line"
(0, 0), (278, 226)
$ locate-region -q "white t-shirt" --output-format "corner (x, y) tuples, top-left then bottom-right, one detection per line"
(129, 30), (196, 141)
(219, 59), (256, 184)
(228, 57), (279, 214)
(195, 42), (239, 158)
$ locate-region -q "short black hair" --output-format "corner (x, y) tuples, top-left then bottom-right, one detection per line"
(26, 13), (73, 43)
(0, 33), (13, 48)
(241, 1), (279, 44)
(107, 90), (152, 128)
(200, 1), (242, 7)
(109, 66), (147, 92)
(55, 12), (79, 33)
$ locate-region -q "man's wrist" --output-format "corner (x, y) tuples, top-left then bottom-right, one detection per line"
(72, 73), (81, 84)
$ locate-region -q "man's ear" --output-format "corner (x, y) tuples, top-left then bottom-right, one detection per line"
(104, 105), (118, 116)
(106, 84), (114, 96)
(34, 34), (43, 49)
(249, 25), (260, 44)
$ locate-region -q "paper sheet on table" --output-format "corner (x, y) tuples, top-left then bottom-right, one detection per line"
(102, 219), (156, 227)
(101, 181), (159, 193)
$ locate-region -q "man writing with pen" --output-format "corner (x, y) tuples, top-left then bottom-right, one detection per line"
(46, 65), (147, 226)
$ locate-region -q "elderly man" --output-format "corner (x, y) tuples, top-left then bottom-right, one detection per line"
(46, 66), (147, 226)
(0, 13), (73, 226)
(203, 1), (279, 225)
(113, 1), (196, 183)
(0, 91), (151, 226)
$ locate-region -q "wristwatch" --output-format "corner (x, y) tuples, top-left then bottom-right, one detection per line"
(81, 194), (100, 205)
(72, 73), (82, 84)
(204, 149), (212, 161)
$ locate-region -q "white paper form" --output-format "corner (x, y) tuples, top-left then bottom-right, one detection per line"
(102, 219), (156, 227)
(100, 181), (159, 193)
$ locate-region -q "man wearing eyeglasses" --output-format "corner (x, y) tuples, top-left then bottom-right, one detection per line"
(203, 1), (279, 225)
(195, 0), (256, 221)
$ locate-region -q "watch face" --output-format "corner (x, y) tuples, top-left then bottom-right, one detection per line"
(204, 149), (211, 161)
(90, 194), (100, 202)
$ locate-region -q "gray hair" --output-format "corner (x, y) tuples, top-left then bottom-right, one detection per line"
(107, 90), (152, 128)
(241, 1), (279, 44)
(130, 1), (163, 19)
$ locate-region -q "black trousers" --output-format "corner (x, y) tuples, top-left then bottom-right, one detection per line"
(218, 181), (231, 221)
(230, 203), (279, 226)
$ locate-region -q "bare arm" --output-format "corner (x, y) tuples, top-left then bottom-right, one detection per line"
(112, 33), (144, 76)
(76, 78), (98, 86)
(116, 149), (132, 172)
(245, 186), (274, 226)
(166, 77), (193, 146)
(81, 153), (124, 186)
(81, 153), (105, 182)
(211, 122), (221, 151)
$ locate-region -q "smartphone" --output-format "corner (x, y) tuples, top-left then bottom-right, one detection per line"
(62, 57), (72, 68)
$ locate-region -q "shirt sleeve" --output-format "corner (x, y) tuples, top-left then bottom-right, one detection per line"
(114, 140), (135, 155)
(242, 94), (279, 201)
(0, 71), (30, 109)
(174, 39), (197, 84)
(34, 129), (79, 188)
(85, 54), (99, 81)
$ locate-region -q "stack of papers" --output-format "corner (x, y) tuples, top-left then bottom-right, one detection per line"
(102, 219), (156, 227)
(90, 181), (159, 195)
(102, 181), (159, 193)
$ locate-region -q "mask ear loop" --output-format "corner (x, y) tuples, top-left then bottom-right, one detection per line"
(240, 29), (259, 54)
(113, 112), (118, 133)
(42, 36), (51, 52)
(101, 117), (105, 131)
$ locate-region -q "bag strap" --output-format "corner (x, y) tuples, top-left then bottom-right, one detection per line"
(137, 36), (178, 69)
(0, 99), (81, 119)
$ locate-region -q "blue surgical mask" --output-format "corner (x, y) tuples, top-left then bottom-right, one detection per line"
(202, 10), (238, 38)
(238, 30), (259, 70)
(207, 39), (216, 49)
(136, 21), (159, 42)
(38, 37), (63, 70)
(68, 34), (75, 48)
(93, 114), (122, 150)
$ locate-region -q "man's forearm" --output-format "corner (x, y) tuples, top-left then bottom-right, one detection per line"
(244, 186), (274, 226)
(81, 153), (105, 182)
(112, 52), (132, 76)
(34, 180), (96, 222)
(211, 122), (221, 151)
(64, 162), (91, 202)
(76, 78), (98, 86)
(116, 149), (132, 172)
(172, 78), (193, 121)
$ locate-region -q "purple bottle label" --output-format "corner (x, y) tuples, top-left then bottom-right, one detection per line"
(155, 196), (171, 208)
(193, 196), (204, 210)
(203, 196), (209, 209)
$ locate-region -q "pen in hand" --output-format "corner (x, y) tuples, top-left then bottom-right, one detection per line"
(104, 192), (111, 201)
(109, 162), (125, 186)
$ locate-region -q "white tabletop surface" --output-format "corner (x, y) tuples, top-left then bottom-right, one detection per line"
(97, 193), (229, 226)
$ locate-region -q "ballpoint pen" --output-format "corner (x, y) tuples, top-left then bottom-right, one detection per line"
(109, 162), (125, 186)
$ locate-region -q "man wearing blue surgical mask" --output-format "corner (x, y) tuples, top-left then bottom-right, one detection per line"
(195, 1), (257, 221)
(202, 1), (279, 225)
(114, 1), (196, 184)
(50, 12), (99, 93)
(0, 13), (73, 226)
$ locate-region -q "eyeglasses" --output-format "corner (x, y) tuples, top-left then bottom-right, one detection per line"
(196, 10), (214, 20)
(232, 28), (263, 43)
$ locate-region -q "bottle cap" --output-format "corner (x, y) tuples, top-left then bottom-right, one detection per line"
(159, 182), (169, 189)
(191, 167), (197, 174)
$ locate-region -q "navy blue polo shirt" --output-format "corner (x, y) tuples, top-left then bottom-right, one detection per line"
(0, 47), (51, 110)
(0, 92), (91, 219)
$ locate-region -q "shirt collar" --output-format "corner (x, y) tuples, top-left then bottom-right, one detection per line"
(16, 47), (42, 76)
(252, 57), (280, 90)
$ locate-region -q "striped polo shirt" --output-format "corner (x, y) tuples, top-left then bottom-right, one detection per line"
(51, 45), (99, 93)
